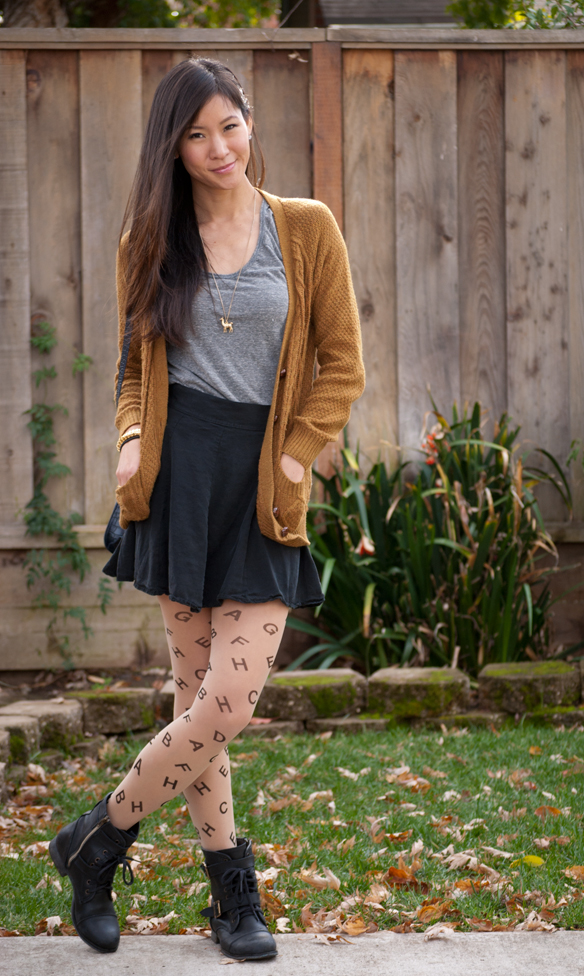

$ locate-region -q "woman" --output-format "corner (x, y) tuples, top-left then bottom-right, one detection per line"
(49, 58), (365, 961)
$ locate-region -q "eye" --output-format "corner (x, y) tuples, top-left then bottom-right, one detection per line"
(188, 132), (203, 140)
(224, 123), (238, 131)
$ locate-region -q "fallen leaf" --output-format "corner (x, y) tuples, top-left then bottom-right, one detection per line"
(343, 915), (367, 936)
(423, 766), (448, 779)
(469, 918), (515, 932)
(336, 835), (356, 853)
(276, 916), (291, 932)
(510, 855), (544, 868)
(364, 883), (389, 905)
(423, 922), (458, 941)
(529, 746), (543, 756)
(298, 864), (341, 891)
(534, 806), (561, 819)
(416, 898), (455, 923)
(565, 866), (584, 882)
(259, 888), (287, 919)
(386, 830), (413, 844)
(515, 911), (556, 932)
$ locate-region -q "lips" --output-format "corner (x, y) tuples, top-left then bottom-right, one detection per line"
(212, 160), (236, 174)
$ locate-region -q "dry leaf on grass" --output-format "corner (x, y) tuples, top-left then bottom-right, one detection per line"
(383, 856), (427, 891)
(124, 911), (177, 934)
(342, 915), (378, 936)
(0, 928), (22, 937)
(515, 911), (556, 932)
(364, 883), (389, 906)
(386, 830), (413, 844)
(423, 922), (458, 941)
(336, 835), (356, 853)
(469, 918), (516, 932)
(298, 863), (341, 891)
(276, 916), (291, 932)
(416, 898), (456, 923)
(534, 836), (571, 849)
(535, 806), (562, 819)
(565, 866), (584, 882)
(259, 888), (287, 919)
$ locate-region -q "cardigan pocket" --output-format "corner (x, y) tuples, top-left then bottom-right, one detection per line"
(273, 465), (309, 535)
(115, 464), (150, 526)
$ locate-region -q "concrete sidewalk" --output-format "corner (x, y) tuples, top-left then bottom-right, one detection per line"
(1, 932), (583, 976)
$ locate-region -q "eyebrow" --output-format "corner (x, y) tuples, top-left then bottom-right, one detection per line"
(189, 115), (239, 129)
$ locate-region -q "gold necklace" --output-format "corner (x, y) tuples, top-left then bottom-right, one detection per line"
(203, 192), (257, 334)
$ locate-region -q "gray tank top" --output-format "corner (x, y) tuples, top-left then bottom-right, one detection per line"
(167, 198), (289, 405)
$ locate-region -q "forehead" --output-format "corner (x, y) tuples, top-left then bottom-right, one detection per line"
(191, 93), (243, 126)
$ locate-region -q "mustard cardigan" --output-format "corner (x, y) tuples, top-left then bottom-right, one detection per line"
(114, 189), (365, 547)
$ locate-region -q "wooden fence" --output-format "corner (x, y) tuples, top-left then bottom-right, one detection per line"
(2, 27), (584, 669)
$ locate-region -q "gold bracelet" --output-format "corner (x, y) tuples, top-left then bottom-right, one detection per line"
(116, 427), (141, 452)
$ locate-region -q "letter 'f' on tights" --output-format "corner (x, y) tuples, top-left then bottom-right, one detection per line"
(106, 598), (288, 847)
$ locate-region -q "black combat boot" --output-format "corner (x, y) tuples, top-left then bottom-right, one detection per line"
(200, 838), (277, 960)
(49, 793), (138, 953)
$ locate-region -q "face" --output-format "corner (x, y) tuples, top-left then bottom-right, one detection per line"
(177, 93), (253, 191)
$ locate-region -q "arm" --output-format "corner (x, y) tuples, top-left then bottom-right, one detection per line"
(114, 233), (142, 486)
(281, 206), (366, 472)
(114, 233), (142, 435)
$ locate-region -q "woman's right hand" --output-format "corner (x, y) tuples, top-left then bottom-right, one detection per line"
(116, 438), (141, 487)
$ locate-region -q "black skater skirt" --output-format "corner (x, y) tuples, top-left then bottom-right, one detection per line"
(103, 384), (324, 612)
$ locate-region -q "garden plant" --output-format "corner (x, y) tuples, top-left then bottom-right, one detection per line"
(288, 402), (574, 676)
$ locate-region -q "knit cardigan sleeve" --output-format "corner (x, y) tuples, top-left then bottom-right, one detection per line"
(114, 233), (142, 435)
(282, 204), (365, 471)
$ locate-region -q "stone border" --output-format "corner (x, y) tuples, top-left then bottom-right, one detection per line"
(0, 661), (582, 763)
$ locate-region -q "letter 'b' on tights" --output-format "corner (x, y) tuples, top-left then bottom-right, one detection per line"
(107, 599), (287, 838)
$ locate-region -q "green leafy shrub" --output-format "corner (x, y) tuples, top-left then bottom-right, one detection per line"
(287, 402), (573, 677)
(448, 0), (584, 28)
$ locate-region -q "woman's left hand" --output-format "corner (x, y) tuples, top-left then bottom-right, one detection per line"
(280, 452), (305, 483)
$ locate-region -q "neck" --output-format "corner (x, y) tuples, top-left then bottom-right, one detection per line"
(193, 177), (257, 225)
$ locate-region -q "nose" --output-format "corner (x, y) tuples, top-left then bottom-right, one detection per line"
(208, 133), (229, 159)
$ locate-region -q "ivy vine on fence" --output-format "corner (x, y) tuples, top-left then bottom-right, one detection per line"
(22, 319), (114, 668)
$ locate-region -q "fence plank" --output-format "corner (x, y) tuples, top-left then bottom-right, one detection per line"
(252, 50), (311, 198)
(80, 50), (142, 523)
(27, 50), (84, 520)
(458, 51), (506, 430)
(343, 49), (397, 469)
(142, 50), (186, 131)
(313, 41), (343, 230)
(505, 50), (569, 521)
(567, 52), (584, 522)
(0, 50), (32, 525)
(395, 50), (459, 455)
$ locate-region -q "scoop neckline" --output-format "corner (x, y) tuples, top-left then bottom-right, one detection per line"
(208, 196), (268, 280)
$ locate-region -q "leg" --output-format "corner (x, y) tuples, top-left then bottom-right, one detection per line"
(158, 595), (237, 851)
(108, 599), (288, 831)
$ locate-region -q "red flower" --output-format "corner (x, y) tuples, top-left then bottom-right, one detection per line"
(355, 535), (375, 556)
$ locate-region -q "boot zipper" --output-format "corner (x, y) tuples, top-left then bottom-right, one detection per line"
(67, 815), (109, 867)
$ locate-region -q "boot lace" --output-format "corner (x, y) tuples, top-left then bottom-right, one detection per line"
(86, 850), (134, 898)
(220, 865), (265, 923)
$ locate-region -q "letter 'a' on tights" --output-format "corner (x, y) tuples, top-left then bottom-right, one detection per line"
(106, 598), (288, 848)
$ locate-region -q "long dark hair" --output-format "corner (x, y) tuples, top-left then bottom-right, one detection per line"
(120, 58), (265, 345)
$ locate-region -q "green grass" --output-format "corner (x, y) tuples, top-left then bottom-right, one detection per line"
(1, 725), (583, 935)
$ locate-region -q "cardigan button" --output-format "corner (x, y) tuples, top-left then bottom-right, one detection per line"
(273, 506), (279, 517)
(281, 527), (289, 538)
(274, 414), (278, 423)
(279, 368), (287, 378)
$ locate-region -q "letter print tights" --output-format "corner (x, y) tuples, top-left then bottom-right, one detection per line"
(107, 598), (288, 849)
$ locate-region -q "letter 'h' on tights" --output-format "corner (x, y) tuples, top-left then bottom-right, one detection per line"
(106, 598), (288, 847)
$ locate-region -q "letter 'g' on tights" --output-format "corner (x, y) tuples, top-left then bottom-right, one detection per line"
(107, 598), (288, 847)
